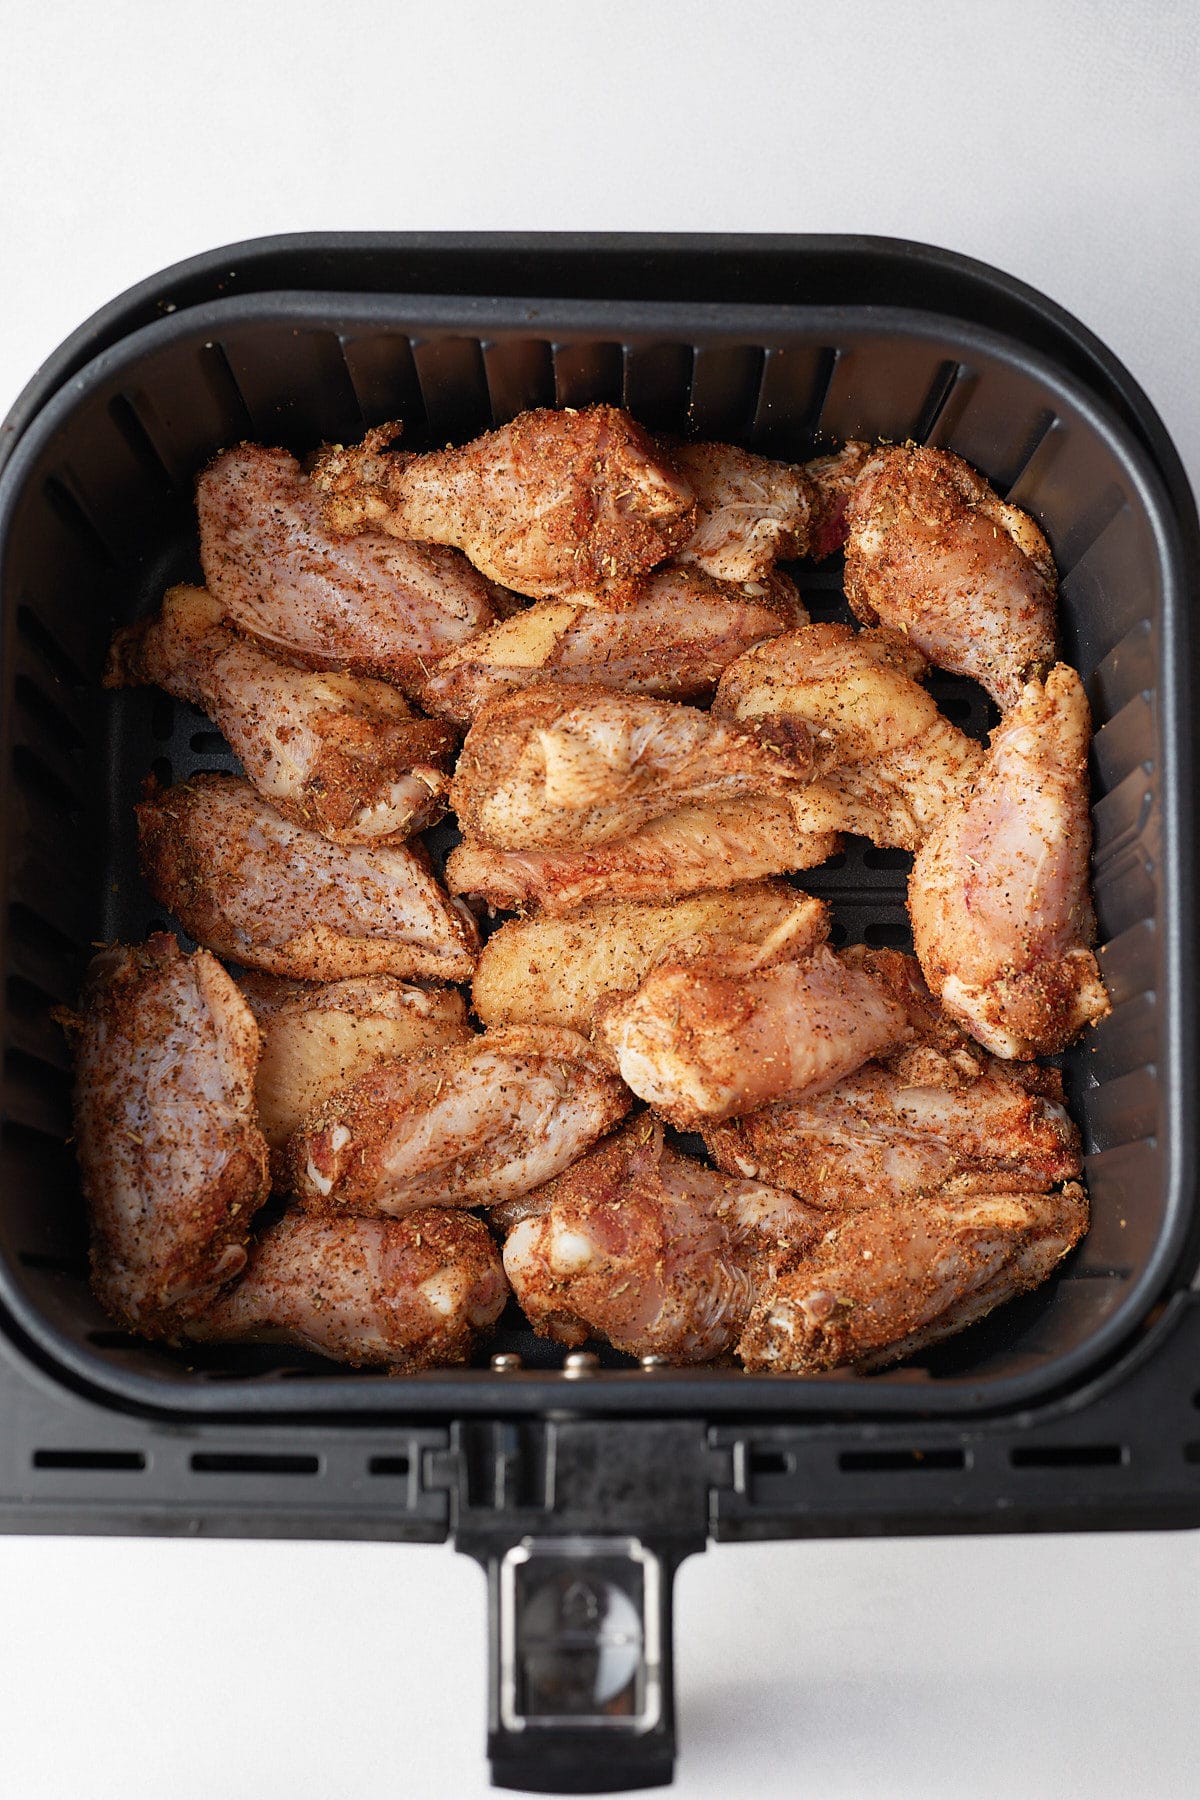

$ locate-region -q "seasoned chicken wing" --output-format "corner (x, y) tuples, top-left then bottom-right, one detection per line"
(706, 1048), (1081, 1211)
(452, 685), (812, 851)
(473, 883), (827, 1033)
(137, 774), (479, 983)
(599, 940), (910, 1129)
(288, 1027), (631, 1216)
(501, 1115), (823, 1362)
(670, 438), (872, 583)
(197, 443), (496, 692)
(313, 407), (696, 606)
(420, 565), (807, 725)
(447, 796), (841, 915)
(738, 1183), (1089, 1372)
(185, 1210), (507, 1370)
(802, 441), (880, 558)
(60, 935), (270, 1333)
(909, 665), (1110, 1056)
(107, 585), (456, 844)
(844, 444), (1058, 708)
(239, 974), (472, 1158)
(715, 622), (984, 849)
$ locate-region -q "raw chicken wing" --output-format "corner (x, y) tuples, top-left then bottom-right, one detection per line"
(452, 685), (812, 850)
(420, 565), (807, 725)
(715, 622), (984, 849)
(844, 445), (1057, 708)
(909, 665), (1110, 1056)
(447, 796), (841, 915)
(472, 884), (827, 1032)
(198, 443), (496, 692)
(186, 1210), (507, 1370)
(240, 974), (472, 1157)
(502, 1115), (823, 1362)
(60, 935), (269, 1332)
(802, 441), (880, 558)
(137, 774), (479, 983)
(670, 438), (872, 583)
(738, 1184), (1089, 1372)
(599, 940), (911, 1129)
(107, 585), (456, 844)
(288, 1027), (631, 1215)
(313, 407), (696, 605)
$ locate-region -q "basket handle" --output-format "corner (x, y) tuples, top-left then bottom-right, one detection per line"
(472, 1532), (686, 1793)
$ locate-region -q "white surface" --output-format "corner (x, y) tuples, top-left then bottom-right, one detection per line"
(1, 3), (1197, 1797)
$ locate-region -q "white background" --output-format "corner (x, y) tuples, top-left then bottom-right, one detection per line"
(1, 3), (1198, 1796)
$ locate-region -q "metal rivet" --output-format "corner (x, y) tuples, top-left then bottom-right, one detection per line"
(563, 1351), (600, 1377)
(490, 1352), (524, 1372)
(640, 1354), (670, 1371)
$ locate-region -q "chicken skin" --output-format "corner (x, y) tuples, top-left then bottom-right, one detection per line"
(137, 774), (479, 983)
(313, 407), (696, 606)
(185, 1210), (508, 1370)
(715, 622), (984, 849)
(452, 685), (812, 851)
(705, 999), (1081, 1211)
(844, 445), (1058, 709)
(108, 586), (456, 844)
(288, 1027), (631, 1216)
(420, 565), (807, 725)
(198, 443), (497, 693)
(738, 1183), (1089, 1372)
(60, 935), (270, 1333)
(501, 1115), (824, 1362)
(447, 796), (841, 915)
(239, 974), (472, 1159)
(909, 665), (1109, 1056)
(599, 940), (911, 1129)
(472, 884), (827, 1033)
(670, 438), (871, 583)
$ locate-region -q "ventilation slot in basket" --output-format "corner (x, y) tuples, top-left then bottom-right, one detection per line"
(33, 1449), (145, 1471)
(190, 1452), (320, 1476)
(368, 1456), (411, 1477)
(839, 1448), (967, 1473)
(1009, 1444), (1126, 1469)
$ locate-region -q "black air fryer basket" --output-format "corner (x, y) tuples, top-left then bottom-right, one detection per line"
(1, 234), (1197, 1793)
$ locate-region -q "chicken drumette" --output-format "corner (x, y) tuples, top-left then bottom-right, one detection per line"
(186, 1210), (508, 1370)
(60, 935), (270, 1333)
(714, 622), (984, 849)
(598, 933), (911, 1129)
(909, 664), (1110, 1056)
(137, 774), (479, 983)
(500, 1115), (823, 1363)
(198, 443), (497, 693)
(844, 444), (1058, 709)
(314, 407), (696, 606)
(108, 585), (457, 844)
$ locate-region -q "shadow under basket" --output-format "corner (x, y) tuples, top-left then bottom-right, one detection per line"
(1, 234), (1199, 1796)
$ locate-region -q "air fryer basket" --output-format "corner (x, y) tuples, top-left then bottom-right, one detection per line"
(0, 237), (1196, 1793)
(0, 285), (1192, 1417)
